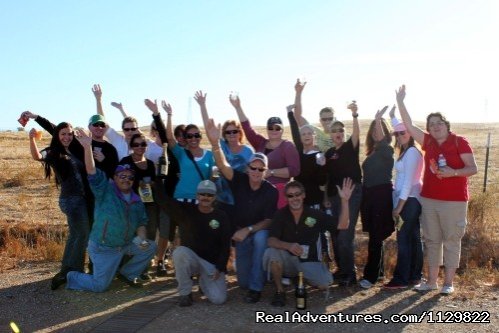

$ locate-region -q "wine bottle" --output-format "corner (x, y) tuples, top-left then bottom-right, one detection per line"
(158, 143), (169, 178)
(295, 271), (307, 310)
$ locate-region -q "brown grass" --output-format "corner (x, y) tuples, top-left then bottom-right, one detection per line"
(1, 123), (498, 289)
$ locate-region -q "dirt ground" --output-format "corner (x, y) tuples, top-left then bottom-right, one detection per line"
(0, 261), (497, 333)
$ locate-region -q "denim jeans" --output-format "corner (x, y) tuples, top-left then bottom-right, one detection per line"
(329, 183), (362, 282)
(392, 197), (423, 285)
(59, 196), (90, 273)
(235, 229), (268, 291)
(66, 239), (156, 292)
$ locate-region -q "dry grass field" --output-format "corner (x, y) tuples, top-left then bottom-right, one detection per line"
(0, 121), (498, 285)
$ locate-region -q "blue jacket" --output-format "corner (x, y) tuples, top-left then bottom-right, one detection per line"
(88, 169), (148, 247)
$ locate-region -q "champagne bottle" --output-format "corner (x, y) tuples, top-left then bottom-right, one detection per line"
(295, 271), (307, 310)
(158, 143), (169, 178)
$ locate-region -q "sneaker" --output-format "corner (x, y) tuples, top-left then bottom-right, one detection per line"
(440, 285), (455, 295)
(179, 293), (193, 307)
(117, 274), (144, 288)
(338, 276), (357, 287)
(271, 291), (286, 307)
(156, 261), (167, 277)
(51, 272), (67, 291)
(383, 281), (408, 290)
(281, 277), (291, 286)
(359, 279), (373, 289)
(244, 290), (261, 303)
(409, 279), (421, 286)
(413, 282), (438, 291)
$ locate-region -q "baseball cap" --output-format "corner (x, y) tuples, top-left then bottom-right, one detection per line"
(393, 123), (407, 132)
(114, 164), (135, 175)
(197, 180), (217, 195)
(248, 152), (268, 167)
(89, 114), (107, 125)
(267, 117), (283, 128)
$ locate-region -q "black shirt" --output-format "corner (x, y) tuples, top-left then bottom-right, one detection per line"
(119, 155), (156, 193)
(325, 137), (362, 196)
(92, 140), (119, 179)
(269, 206), (333, 262)
(228, 171), (278, 228)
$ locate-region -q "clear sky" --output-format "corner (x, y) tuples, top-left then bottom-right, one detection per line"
(1, 0), (498, 131)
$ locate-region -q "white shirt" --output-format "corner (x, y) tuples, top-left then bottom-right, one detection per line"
(393, 146), (423, 206)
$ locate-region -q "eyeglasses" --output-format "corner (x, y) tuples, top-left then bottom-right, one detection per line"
(248, 165), (267, 172)
(198, 193), (215, 197)
(185, 133), (202, 139)
(285, 191), (303, 198)
(321, 117), (334, 122)
(92, 122), (106, 128)
(117, 174), (135, 181)
(123, 127), (138, 132)
(267, 126), (282, 131)
(331, 128), (345, 133)
(224, 129), (240, 135)
(394, 131), (406, 137)
(429, 121), (445, 128)
(131, 142), (148, 148)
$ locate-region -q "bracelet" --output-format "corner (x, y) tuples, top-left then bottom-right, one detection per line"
(352, 113), (359, 118)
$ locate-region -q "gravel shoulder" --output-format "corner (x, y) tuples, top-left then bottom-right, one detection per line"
(0, 261), (497, 333)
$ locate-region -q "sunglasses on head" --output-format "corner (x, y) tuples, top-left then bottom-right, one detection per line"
(321, 117), (334, 122)
(185, 133), (202, 139)
(123, 127), (138, 132)
(92, 122), (106, 128)
(224, 129), (240, 135)
(248, 165), (266, 172)
(331, 128), (345, 133)
(267, 126), (282, 131)
(198, 192), (215, 198)
(131, 142), (148, 148)
(285, 191), (303, 198)
(117, 174), (135, 181)
(394, 131), (406, 137)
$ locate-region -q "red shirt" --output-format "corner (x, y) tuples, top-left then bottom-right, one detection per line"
(421, 132), (473, 201)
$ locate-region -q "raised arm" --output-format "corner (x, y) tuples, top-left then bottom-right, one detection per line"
(74, 128), (96, 175)
(194, 90), (209, 129)
(205, 118), (234, 181)
(110, 102), (129, 118)
(91, 84), (104, 116)
(161, 100), (176, 149)
(229, 95), (248, 123)
(28, 129), (43, 161)
(286, 104), (302, 151)
(348, 101), (360, 148)
(373, 106), (388, 142)
(293, 79), (308, 127)
(395, 85), (424, 145)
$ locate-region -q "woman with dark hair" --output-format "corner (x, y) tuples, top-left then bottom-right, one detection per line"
(383, 108), (424, 289)
(396, 85), (477, 295)
(358, 107), (395, 289)
(28, 122), (92, 290)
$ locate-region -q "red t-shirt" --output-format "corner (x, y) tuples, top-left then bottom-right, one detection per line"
(421, 132), (473, 201)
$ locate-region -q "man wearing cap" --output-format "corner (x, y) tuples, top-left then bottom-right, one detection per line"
(55, 129), (156, 292)
(205, 119), (278, 303)
(171, 180), (232, 306)
(88, 114), (119, 179)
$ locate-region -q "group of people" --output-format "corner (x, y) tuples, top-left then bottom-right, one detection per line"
(23, 81), (477, 307)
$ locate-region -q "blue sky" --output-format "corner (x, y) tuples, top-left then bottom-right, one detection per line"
(1, 0), (497, 131)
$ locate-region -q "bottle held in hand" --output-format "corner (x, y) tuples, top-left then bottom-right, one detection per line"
(158, 143), (169, 178)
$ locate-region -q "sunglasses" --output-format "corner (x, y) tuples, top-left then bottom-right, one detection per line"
(92, 122), (106, 128)
(123, 127), (138, 132)
(394, 131), (406, 137)
(248, 165), (267, 172)
(331, 128), (345, 133)
(286, 192), (303, 198)
(131, 142), (148, 148)
(224, 129), (240, 135)
(429, 121), (445, 128)
(185, 133), (202, 139)
(198, 193), (215, 198)
(267, 126), (282, 131)
(321, 117), (334, 122)
(117, 174), (135, 181)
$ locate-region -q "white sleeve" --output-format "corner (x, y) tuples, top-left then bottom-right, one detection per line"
(105, 127), (123, 146)
(399, 147), (422, 201)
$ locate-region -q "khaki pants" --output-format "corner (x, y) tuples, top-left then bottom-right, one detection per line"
(420, 197), (468, 269)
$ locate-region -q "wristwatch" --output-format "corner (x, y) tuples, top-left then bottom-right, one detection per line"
(248, 225), (254, 233)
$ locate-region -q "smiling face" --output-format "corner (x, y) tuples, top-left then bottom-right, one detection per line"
(329, 123), (345, 146)
(122, 121), (139, 140)
(58, 126), (74, 148)
(130, 135), (148, 156)
(184, 127), (201, 149)
(300, 126), (315, 147)
(285, 185), (305, 211)
(223, 124), (241, 145)
(196, 191), (216, 209)
(247, 160), (266, 183)
(114, 171), (135, 193)
(267, 124), (283, 140)
(427, 116), (449, 142)
(88, 122), (107, 140)
(395, 130), (410, 147)
(319, 110), (335, 132)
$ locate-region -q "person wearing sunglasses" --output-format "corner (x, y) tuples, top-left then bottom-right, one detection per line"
(358, 107), (395, 290)
(291, 79), (335, 152)
(92, 84), (141, 160)
(396, 85), (477, 295)
(230, 94), (300, 209)
(382, 108), (424, 290)
(87, 114), (119, 179)
(56, 129), (156, 292)
(206, 118), (278, 303)
(323, 101), (362, 287)
(170, 180), (231, 306)
(264, 178), (354, 306)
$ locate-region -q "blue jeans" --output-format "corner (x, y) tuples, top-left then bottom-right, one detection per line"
(235, 229), (268, 291)
(59, 196), (90, 273)
(66, 239), (156, 292)
(329, 183), (362, 281)
(392, 198), (423, 285)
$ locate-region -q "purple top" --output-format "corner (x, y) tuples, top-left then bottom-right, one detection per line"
(241, 120), (300, 184)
